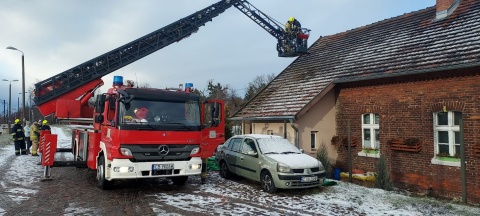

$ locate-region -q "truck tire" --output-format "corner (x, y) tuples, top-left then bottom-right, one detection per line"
(171, 176), (188, 186)
(97, 155), (114, 190)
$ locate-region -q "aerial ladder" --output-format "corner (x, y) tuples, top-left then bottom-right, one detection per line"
(33, 0), (311, 117)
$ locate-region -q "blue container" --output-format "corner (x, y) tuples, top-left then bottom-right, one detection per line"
(113, 76), (123, 86)
(333, 168), (341, 180)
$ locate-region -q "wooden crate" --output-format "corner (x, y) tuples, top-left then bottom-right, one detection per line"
(390, 142), (422, 152)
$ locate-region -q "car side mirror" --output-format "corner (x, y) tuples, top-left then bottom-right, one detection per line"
(247, 151), (257, 157)
(300, 149), (304, 153)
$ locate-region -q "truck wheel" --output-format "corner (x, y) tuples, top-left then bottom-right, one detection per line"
(220, 161), (231, 179)
(97, 155), (114, 190)
(171, 176), (188, 186)
(261, 171), (277, 193)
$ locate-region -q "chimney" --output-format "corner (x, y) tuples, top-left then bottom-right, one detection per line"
(436, 0), (460, 19)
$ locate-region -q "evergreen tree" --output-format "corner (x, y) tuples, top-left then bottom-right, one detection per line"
(316, 141), (331, 178)
(375, 155), (393, 191)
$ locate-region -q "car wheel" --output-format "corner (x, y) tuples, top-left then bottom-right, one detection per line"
(220, 161), (231, 179)
(261, 171), (277, 193)
(97, 155), (114, 190)
(171, 176), (188, 186)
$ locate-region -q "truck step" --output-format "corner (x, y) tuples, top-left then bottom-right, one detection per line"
(53, 161), (88, 168)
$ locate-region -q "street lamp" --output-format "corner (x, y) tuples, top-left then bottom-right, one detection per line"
(2, 79), (19, 131)
(6, 46), (25, 125)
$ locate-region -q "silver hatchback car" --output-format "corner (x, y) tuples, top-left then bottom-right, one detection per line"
(216, 134), (326, 193)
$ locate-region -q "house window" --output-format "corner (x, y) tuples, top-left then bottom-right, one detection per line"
(362, 113), (379, 149)
(311, 131), (317, 149)
(434, 111), (461, 157)
(267, 130), (273, 135)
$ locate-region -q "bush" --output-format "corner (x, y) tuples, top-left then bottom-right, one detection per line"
(375, 154), (393, 191)
(316, 142), (331, 178)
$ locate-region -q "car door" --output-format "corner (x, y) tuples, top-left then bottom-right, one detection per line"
(225, 138), (242, 174)
(237, 138), (260, 181)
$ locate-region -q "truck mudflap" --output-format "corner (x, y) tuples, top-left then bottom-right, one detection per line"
(105, 157), (202, 180)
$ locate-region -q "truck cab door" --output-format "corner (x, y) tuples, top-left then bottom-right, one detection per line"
(201, 100), (225, 159)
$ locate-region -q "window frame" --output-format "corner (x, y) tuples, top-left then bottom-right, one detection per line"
(361, 113), (380, 150)
(433, 111), (461, 157)
(310, 131), (317, 150)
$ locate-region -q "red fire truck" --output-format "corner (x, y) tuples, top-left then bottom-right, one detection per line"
(33, 0), (310, 189)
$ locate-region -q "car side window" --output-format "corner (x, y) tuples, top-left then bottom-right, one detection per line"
(241, 138), (257, 154)
(223, 139), (233, 150)
(230, 138), (243, 152)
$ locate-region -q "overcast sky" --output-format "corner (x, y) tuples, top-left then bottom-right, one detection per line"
(0, 0), (435, 113)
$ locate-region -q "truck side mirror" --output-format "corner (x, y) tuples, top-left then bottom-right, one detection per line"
(211, 102), (221, 127)
(95, 115), (104, 123)
(95, 94), (106, 113)
(108, 96), (116, 111)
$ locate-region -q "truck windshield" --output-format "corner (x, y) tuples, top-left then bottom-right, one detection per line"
(118, 99), (201, 131)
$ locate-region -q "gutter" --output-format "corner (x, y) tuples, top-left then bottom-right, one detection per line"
(289, 118), (299, 149)
(229, 116), (295, 121)
(333, 62), (480, 84)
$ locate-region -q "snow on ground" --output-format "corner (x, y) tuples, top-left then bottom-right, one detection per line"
(1, 126), (480, 215)
(150, 173), (480, 216)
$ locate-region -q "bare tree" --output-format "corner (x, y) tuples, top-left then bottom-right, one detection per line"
(244, 73), (275, 101)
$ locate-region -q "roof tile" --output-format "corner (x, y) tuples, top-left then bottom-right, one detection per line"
(235, 0), (480, 118)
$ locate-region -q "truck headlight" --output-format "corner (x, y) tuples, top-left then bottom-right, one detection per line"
(277, 162), (292, 173)
(120, 148), (133, 156)
(191, 147), (200, 155)
(189, 164), (201, 170)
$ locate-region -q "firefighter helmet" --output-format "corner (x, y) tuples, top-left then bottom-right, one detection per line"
(289, 17), (295, 22)
(42, 120), (48, 125)
(14, 119), (20, 124)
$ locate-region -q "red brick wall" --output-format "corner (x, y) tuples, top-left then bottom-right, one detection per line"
(334, 68), (480, 204)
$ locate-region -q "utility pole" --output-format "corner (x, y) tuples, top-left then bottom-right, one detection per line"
(2, 100), (5, 124)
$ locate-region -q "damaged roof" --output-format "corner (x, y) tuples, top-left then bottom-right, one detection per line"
(234, 0), (480, 119)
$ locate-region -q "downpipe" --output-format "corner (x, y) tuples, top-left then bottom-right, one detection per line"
(289, 119), (299, 148)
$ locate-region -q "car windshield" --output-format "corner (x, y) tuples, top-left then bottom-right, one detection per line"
(257, 138), (302, 154)
(118, 99), (201, 131)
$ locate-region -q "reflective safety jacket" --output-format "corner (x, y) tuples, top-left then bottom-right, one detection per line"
(11, 123), (25, 141)
(30, 124), (40, 139)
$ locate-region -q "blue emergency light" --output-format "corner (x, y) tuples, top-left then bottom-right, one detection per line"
(185, 83), (193, 91)
(113, 76), (124, 86)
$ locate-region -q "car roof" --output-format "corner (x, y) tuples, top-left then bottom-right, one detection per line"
(229, 134), (284, 139)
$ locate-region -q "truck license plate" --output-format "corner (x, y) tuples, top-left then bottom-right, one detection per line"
(301, 176), (318, 182)
(152, 164), (174, 170)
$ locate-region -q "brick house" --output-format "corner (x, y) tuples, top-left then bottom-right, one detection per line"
(232, 0), (480, 203)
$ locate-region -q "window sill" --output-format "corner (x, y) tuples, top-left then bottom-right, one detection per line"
(357, 151), (380, 158)
(431, 158), (460, 167)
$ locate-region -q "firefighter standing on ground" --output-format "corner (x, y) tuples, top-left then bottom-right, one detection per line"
(24, 121), (31, 154)
(41, 120), (51, 131)
(30, 121), (40, 156)
(11, 119), (27, 156)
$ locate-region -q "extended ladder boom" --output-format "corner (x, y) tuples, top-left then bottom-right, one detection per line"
(234, 0), (285, 41)
(34, 0), (310, 116)
(34, 0), (236, 109)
